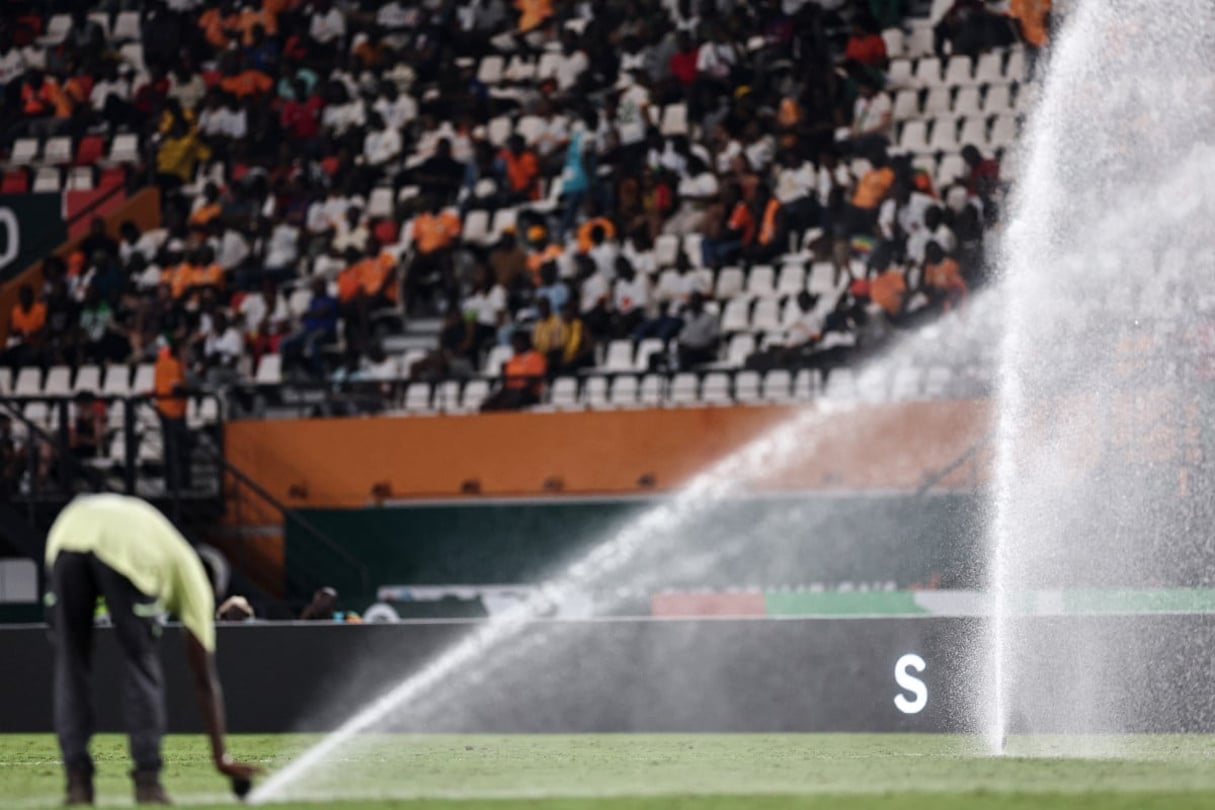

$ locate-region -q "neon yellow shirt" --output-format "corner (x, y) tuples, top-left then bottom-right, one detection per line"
(46, 494), (216, 652)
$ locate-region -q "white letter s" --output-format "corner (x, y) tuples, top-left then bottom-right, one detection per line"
(893, 653), (927, 714)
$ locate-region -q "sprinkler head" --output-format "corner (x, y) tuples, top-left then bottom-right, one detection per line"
(232, 776), (252, 801)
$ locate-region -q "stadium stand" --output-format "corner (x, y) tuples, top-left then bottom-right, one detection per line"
(0, 0), (1041, 498)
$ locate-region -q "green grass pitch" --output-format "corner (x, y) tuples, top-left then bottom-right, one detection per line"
(6, 734), (1215, 808)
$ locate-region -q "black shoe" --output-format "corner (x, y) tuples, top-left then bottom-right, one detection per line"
(64, 769), (94, 806)
(132, 770), (172, 805)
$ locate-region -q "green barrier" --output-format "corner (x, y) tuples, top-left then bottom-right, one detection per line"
(0, 194), (66, 283)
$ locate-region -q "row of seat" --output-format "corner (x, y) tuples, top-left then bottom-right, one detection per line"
(2, 164), (128, 194)
(888, 50), (1029, 89)
(893, 83), (1026, 122)
(896, 114), (1020, 154)
(14, 395), (219, 437)
(0, 363), (154, 399)
(9, 133), (141, 168)
(38, 11), (143, 46)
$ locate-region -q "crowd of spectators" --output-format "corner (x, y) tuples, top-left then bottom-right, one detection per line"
(1, 0), (1048, 414)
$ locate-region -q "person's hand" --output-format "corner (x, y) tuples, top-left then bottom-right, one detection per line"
(216, 753), (263, 780)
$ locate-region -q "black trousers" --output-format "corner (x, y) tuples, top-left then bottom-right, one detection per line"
(50, 551), (165, 775)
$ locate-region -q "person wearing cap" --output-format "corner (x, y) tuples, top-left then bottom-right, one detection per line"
(45, 494), (260, 805)
(525, 226), (563, 286)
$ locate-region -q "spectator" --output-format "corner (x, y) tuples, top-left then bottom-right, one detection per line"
(78, 286), (130, 365)
(923, 241), (968, 311)
(552, 303), (595, 374)
(410, 305), (475, 381)
(281, 279), (339, 377)
(406, 197), (461, 313)
(79, 218), (119, 264)
(153, 339), (190, 490)
(489, 230), (530, 299)
(531, 296), (565, 359)
(201, 310), (244, 387)
(69, 392), (106, 461)
(846, 75), (893, 154)
(961, 144), (1001, 201)
(498, 134), (541, 203)
(525, 226), (564, 286)
(612, 257), (650, 338)
(676, 292), (719, 369)
(481, 330), (546, 411)
(4, 284), (46, 370)
(843, 17), (889, 69)
(408, 137), (466, 203)
(463, 267), (507, 352)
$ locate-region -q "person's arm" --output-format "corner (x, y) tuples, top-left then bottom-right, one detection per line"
(184, 631), (261, 780)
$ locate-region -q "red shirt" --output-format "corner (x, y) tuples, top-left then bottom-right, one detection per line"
(669, 49), (699, 85)
(845, 34), (888, 67)
(281, 95), (322, 139)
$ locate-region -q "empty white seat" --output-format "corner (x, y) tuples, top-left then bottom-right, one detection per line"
(936, 153), (967, 189)
(654, 234), (680, 268)
(112, 10), (140, 41)
(43, 136), (72, 165)
(660, 103), (688, 136)
(856, 367), (888, 402)
(1005, 49), (1027, 82)
(515, 114), (545, 144)
(724, 333), (755, 368)
(745, 265), (776, 298)
(752, 298), (782, 332)
(108, 133), (139, 164)
(953, 86), (982, 116)
(920, 87), (951, 118)
(944, 55), (973, 85)
(544, 376), (575, 409)
(898, 120), (930, 153)
(807, 262), (838, 297)
(983, 84), (1013, 114)
(776, 262), (806, 295)
(793, 369), (816, 399)
(735, 370), (761, 403)
(0, 368), (10, 396)
(906, 25), (934, 56)
(914, 57), (943, 86)
(462, 209), (491, 244)
(635, 338), (665, 371)
(605, 375), (634, 407)
(477, 55), (505, 84)
(14, 368), (41, 397)
(73, 365), (102, 394)
(403, 382), (433, 413)
(880, 28), (905, 59)
(824, 368), (857, 400)
(762, 369), (792, 402)
(487, 116), (513, 146)
(669, 373), (699, 406)
(990, 114), (1018, 148)
(682, 234), (704, 268)
(43, 366), (71, 396)
(367, 187), (394, 218)
(601, 340), (633, 373)
(255, 354), (282, 385)
(959, 117), (989, 149)
(42, 14), (71, 44)
(434, 380), (462, 412)
(720, 298), (750, 333)
(701, 372), (731, 404)
(11, 138), (39, 165)
(714, 266), (745, 299)
(483, 345), (513, 376)
(887, 58), (914, 85)
(638, 374), (665, 406)
(24, 401), (50, 427)
(536, 52), (562, 80)
(102, 364), (131, 397)
(460, 379), (490, 412)
(33, 167), (60, 192)
(974, 51), (1004, 85)
(891, 367), (923, 400)
(489, 207), (517, 241)
(65, 166), (94, 190)
(929, 119), (960, 151)
(580, 376), (607, 408)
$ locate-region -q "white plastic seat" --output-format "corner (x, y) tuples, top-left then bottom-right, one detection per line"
(1005, 50), (1027, 82)
(487, 116), (513, 146)
(983, 84), (1013, 114)
(793, 369), (816, 399)
(483, 345), (513, 376)
(776, 262), (806, 295)
(44, 136), (72, 165)
(761, 369), (792, 402)
(959, 117), (989, 149)
(638, 374), (665, 406)
(536, 52), (562, 80)
(255, 354), (282, 385)
(735, 370), (761, 403)
(605, 375), (634, 408)
(906, 26), (934, 57)
(460, 379), (490, 412)
(683, 234), (704, 268)
(635, 338), (665, 371)
(43, 366), (71, 397)
(515, 115), (545, 145)
(33, 167), (61, 192)
(654, 234), (680, 268)
(73, 365), (101, 394)
(112, 11), (140, 41)
(714, 267), (745, 299)
(108, 133), (139, 164)
(477, 55), (505, 84)
(14, 368), (41, 397)
(545, 376), (576, 410)
(944, 55), (974, 86)
(887, 58), (914, 86)
(745, 265), (776, 298)
(751, 299), (782, 333)
(953, 86), (982, 116)
(724, 333), (755, 368)
(434, 380), (462, 412)
(990, 114), (1018, 148)
(11, 138), (39, 166)
(102, 364), (131, 397)
(824, 367), (857, 400)
(489, 207), (518, 241)
(929, 119), (960, 152)
(936, 153), (967, 189)
(42, 14), (71, 44)
(856, 367), (888, 402)
(403, 382), (433, 413)
(898, 120), (930, 153)
(975, 52), (1004, 85)
(914, 57), (943, 86)
(461, 210), (491, 244)
(893, 89), (920, 120)
(367, 187), (394, 218)
(580, 376), (607, 408)
(0, 368), (10, 396)
(720, 299), (750, 333)
(701, 372), (731, 404)
(24, 401), (50, 428)
(603, 340), (635, 372)
(880, 28), (905, 59)
(660, 103), (688, 136)
(669, 373), (699, 406)
(65, 167), (94, 190)
(921, 87), (952, 117)
(807, 262), (838, 297)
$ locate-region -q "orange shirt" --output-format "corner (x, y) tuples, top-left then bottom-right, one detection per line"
(500, 149), (540, 198)
(504, 350), (547, 392)
(357, 253), (398, 302)
(869, 269), (906, 316)
(515, 0), (553, 32)
(199, 8), (236, 48)
(337, 263), (363, 303)
(10, 302), (47, 336)
(414, 210), (462, 254)
(853, 167), (895, 209)
(757, 199), (781, 245)
(526, 244), (563, 285)
(726, 202), (756, 245)
(162, 263), (197, 299)
(778, 97), (800, 129)
(235, 7), (277, 44)
(1010, 0), (1050, 47)
(576, 217), (617, 253)
(220, 70), (272, 98)
(192, 263), (225, 290)
(154, 349), (187, 419)
(189, 202), (221, 227)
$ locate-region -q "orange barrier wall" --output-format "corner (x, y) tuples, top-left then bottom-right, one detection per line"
(0, 187), (160, 342)
(225, 400), (993, 508)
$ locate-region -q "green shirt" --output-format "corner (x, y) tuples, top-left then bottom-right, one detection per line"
(46, 494), (216, 652)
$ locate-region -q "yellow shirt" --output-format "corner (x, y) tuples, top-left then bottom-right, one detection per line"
(46, 495), (216, 652)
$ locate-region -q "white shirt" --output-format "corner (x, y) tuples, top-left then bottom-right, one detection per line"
(621, 243), (657, 276)
(90, 77), (131, 107)
(215, 229), (251, 270)
(363, 128), (402, 165)
(744, 135), (775, 172)
(852, 92), (893, 136)
(556, 50), (588, 90)
(200, 107), (247, 139)
(616, 84), (651, 146)
(309, 8), (346, 44)
(534, 116), (569, 157)
(463, 285), (506, 326)
(589, 242), (618, 280)
(677, 171), (719, 200)
(878, 191), (934, 241)
(373, 95), (417, 131)
(579, 271), (610, 313)
(696, 42), (736, 80)
(322, 100), (365, 135)
(168, 73), (206, 110)
(714, 139), (743, 174)
(775, 161), (817, 204)
(204, 327), (244, 362)
(265, 224), (299, 269)
(657, 270), (707, 304)
(239, 291), (289, 329)
(785, 308), (823, 346)
(376, 1), (415, 29)
(816, 163), (852, 202)
(613, 275), (650, 314)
